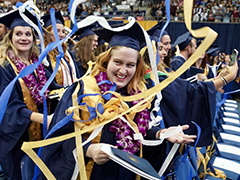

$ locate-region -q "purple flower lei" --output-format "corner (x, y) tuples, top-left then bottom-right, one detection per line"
(95, 72), (150, 154)
(9, 51), (49, 105)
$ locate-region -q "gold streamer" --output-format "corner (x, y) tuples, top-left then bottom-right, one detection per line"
(21, 0), (218, 178)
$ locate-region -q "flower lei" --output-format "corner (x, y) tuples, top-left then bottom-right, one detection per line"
(95, 72), (150, 154)
(9, 51), (49, 105)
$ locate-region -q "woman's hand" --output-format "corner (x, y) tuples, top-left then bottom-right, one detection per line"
(224, 61), (239, 82)
(158, 125), (197, 144)
(209, 61), (238, 90)
(86, 143), (116, 165)
(218, 67), (229, 77)
(219, 59), (238, 83)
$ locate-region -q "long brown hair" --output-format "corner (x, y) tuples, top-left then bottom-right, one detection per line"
(72, 35), (97, 70)
(91, 46), (146, 94)
(43, 25), (68, 61)
(0, 27), (39, 67)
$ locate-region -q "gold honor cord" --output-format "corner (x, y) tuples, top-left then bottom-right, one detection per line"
(21, 0), (218, 179)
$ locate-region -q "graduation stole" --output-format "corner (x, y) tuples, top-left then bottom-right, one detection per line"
(7, 57), (42, 141)
(49, 52), (76, 87)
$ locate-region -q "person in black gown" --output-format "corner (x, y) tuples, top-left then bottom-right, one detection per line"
(36, 22), (198, 180)
(0, 9), (52, 180)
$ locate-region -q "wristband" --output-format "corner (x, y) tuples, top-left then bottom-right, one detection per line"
(220, 76), (227, 86)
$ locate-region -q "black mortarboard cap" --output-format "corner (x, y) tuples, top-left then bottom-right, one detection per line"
(206, 45), (220, 57)
(94, 22), (145, 51)
(173, 31), (192, 51)
(72, 24), (97, 41)
(147, 21), (168, 42)
(98, 37), (105, 45)
(41, 11), (64, 28)
(0, 9), (38, 30)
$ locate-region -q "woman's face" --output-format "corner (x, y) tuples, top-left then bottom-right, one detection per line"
(50, 23), (65, 41)
(12, 26), (33, 54)
(91, 35), (98, 51)
(107, 47), (138, 90)
(161, 35), (171, 54)
(158, 42), (167, 64)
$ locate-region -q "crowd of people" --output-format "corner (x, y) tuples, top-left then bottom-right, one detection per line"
(146, 0), (240, 22)
(0, 0), (239, 180)
(1, 0), (240, 22)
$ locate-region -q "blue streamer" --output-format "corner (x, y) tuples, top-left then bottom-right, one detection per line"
(164, 122), (201, 180)
(40, 8), (65, 138)
(158, 109), (165, 129)
(156, 0), (170, 66)
(97, 80), (117, 100)
(32, 112), (74, 180)
(224, 88), (240, 95)
(68, 0), (78, 26)
(76, 93), (104, 122)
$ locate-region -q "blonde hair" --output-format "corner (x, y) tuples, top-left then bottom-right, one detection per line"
(91, 46), (146, 94)
(43, 25), (68, 61)
(72, 35), (97, 70)
(0, 27), (39, 67)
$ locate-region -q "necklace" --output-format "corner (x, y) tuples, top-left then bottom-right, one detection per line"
(9, 51), (49, 105)
(95, 72), (150, 154)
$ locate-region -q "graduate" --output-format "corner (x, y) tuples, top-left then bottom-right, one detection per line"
(170, 32), (197, 79)
(188, 40), (214, 80)
(36, 22), (196, 180)
(42, 11), (85, 114)
(146, 22), (172, 69)
(94, 37), (108, 57)
(42, 11), (84, 90)
(0, 9), (52, 179)
(72, 24), (98, 73)
(141, 23), (171, 73)
(207, 45), (220, 66)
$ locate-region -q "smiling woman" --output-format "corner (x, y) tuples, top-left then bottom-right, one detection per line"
(0, 9), (52, 180)
(36, 22), (196, 180)
(12, 26), (33, 59)
(107, 47), (138, 90)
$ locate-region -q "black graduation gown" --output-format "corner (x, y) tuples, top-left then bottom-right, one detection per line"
(146, 75), (216, 147)
(37, 80), (159, 180)
(143, 75), (216, 174)
(0, 63), (43, 180)
(170, 56), (191, 79)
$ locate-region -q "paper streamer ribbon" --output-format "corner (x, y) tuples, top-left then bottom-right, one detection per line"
(134, 125), (182, 146)
(21, 0), (218, 179)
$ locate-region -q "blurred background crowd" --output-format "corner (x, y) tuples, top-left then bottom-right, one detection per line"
(0, 0), (240, 22)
